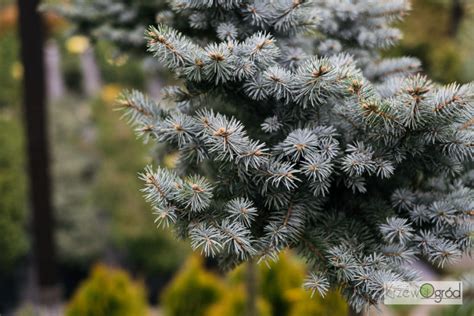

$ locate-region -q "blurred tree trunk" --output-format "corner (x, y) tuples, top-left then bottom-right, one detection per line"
(80, 47), (102, 96)
(449, 0), (465, 36)
(45, 40), (65, 101)
(246, 259), (258, 316)
(146, 73), (164, 100)
(18, 0), (59, 304)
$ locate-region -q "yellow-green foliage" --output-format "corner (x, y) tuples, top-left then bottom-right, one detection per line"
(161, 255), (224, 316)
(227, 252), (347, 316)
(285, 287), (348, 316)
(162, 252), (348, 316)
(0, 25), (27, 273)
(390, 0), (472, 83)
(206, 284), (271, 316)
(66, 264), (148, 316)
(258, 253), (305, 316)
(0, 117), (27, 272)
(229, 253), (305, 316)
(0, 31), (20, 108)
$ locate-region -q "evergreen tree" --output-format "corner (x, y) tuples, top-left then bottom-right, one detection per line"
(59, 0), (473, 312)
(45, 0), (164, 52)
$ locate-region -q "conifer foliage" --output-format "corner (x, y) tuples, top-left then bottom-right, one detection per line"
(62, 0), (473, 311)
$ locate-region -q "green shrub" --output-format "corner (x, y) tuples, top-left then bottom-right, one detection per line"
(228, 253), (305, 316)
(66, 264), (148, 316)
(0, 28), (26, 273)
(161, 255), (224, 316)
(0, 116), (27, 272)
(0, 31), (20, 109)
(431, 304), (474, 316)
(206, 284), (271, 316)
(258, 253), (305, 316)
(285, 287), (348, 316)
(162, 252), (348, 316)
(228, 252), (348, 316)
(388, 0), (472, 83)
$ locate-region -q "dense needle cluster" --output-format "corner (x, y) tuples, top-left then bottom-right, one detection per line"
(60, 0), (473, 311)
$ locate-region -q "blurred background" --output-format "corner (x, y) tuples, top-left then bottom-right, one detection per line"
(0, 0), (472, 315)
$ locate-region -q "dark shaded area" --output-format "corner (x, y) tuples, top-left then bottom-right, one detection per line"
(449, 0), (465, 36)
